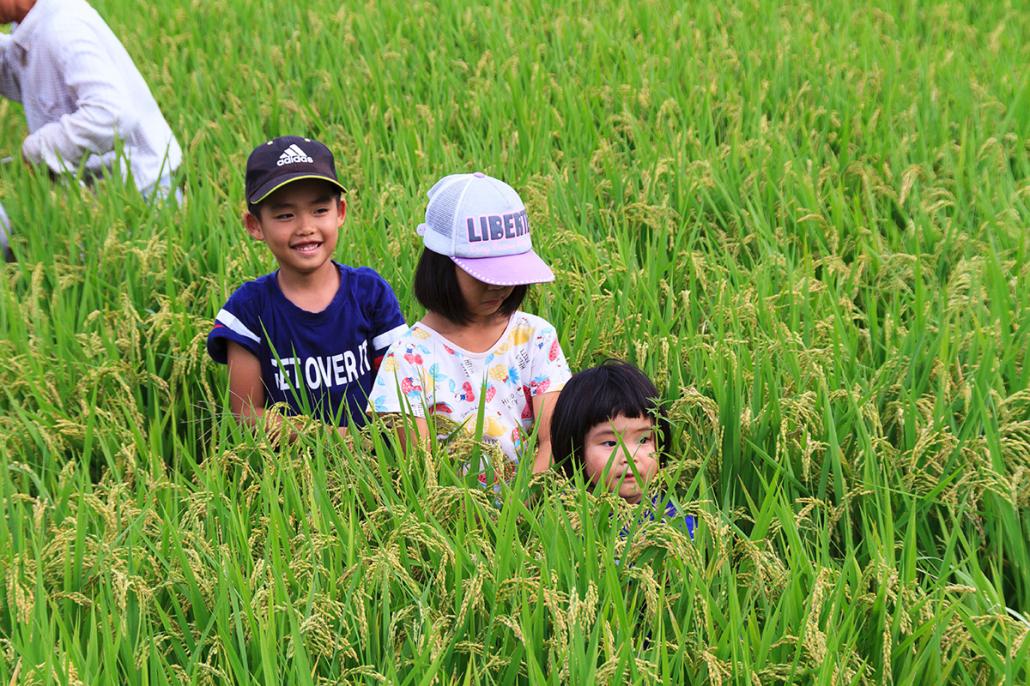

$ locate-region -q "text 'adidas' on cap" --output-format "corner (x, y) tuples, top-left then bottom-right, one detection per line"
(245, 135), (347, 204)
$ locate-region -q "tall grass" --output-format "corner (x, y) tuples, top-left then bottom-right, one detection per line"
(1, 0), (1028, 682)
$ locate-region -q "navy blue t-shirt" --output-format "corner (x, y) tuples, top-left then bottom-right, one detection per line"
(207, 263), (407, 427)
(621, 496), (697, 540)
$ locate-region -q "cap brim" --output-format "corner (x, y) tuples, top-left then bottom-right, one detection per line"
(452, 251), (554, 286)
(248, 173), (347, 204)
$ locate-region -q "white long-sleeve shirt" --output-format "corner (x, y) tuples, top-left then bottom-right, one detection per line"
(0, 0), (181, 191)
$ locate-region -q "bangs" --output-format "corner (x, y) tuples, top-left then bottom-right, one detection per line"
(414, 247), (529, 324)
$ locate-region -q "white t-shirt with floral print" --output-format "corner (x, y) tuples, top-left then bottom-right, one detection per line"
(368, 312), (571, 463)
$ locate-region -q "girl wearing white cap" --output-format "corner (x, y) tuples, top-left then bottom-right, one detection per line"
(368, 172), (571, 476)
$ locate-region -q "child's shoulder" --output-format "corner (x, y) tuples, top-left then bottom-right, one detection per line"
(336, 263), (397, 291)
(510, 310), (559, 334)
(222, 271), (278, 307)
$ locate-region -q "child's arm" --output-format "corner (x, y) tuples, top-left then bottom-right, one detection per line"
(392, 416), (430, 453)
(226, 341), (272, 430)
(227, 342), (355, 442)
(526, 319), (572, 473)
(225, 341), (297, 440)
(531, 390), (561, 473)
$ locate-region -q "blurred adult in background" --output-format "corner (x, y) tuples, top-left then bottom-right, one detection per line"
(0, 0), (182, 259)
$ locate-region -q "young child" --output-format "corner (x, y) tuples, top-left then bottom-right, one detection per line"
(207, 136), (407, 435)
(0, 0), (182, 198)
(550, 360), (695, 536)
(368, 172), (571, 473)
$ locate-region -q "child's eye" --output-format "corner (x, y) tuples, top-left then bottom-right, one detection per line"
(313, 207), (328, 215)
(275, 213), (294, 221)
(639, 433), (654, 445)
(600, 440), (618, 448)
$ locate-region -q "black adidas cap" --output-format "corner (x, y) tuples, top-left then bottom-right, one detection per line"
(245, 135), (347, 205)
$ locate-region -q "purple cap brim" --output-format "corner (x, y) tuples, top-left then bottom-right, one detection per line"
(452, 251), (555, 286)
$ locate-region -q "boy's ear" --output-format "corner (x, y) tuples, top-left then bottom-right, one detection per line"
(336, 197), (347, 228)
(243, 210), (264, 241)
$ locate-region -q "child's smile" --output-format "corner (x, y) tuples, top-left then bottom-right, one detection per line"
(290, 237), (325, 255)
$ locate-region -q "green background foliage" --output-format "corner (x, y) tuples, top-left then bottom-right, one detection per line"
(1, 0), (1028, 682)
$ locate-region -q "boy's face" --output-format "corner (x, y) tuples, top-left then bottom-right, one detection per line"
(244, 179), (346, 278)
(0, 0), (34, 24)
(583, 414), (659, 504)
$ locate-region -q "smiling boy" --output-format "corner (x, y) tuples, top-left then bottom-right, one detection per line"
(207, 136), (407, 435)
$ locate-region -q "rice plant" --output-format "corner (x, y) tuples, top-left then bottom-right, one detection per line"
(1, 0), (1027, 683)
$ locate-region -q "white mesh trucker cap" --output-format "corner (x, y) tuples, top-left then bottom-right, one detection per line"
(416, 172), (554, 286)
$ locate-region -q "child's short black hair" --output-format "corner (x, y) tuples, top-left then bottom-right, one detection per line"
(550, 360), (670, 479)
(413, 247), (528, 325)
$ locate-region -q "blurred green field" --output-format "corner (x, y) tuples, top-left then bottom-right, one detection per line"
(1, 0), (1028, 683)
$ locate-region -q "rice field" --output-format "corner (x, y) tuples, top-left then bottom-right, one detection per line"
(1, 0), (1028, 683)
